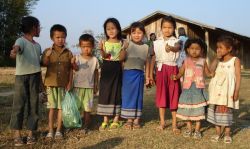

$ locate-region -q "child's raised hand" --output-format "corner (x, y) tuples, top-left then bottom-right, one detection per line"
(122, 40), (129, 50)
(45, 48), (52, 57)
(98, 40), (104, 50)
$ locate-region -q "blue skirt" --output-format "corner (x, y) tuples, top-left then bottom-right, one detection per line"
(176, 83), (208, 121)
(121, 70), (144, 119)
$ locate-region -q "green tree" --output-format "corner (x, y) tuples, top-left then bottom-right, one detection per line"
(0, 0), (38, 66)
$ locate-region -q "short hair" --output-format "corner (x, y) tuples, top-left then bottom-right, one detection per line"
(184, 38), (207, 58)
(130, 22), (146, 34)
(150, 33), (156, 37)
(178, 27), (186, 37)
(103, 18), (122, 40)
(50, 24), (67, 38)
(79, 34), (95, 46)
(21, 16), (40, 34)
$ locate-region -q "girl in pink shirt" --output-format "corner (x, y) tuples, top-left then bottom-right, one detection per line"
(172, 38), (214, 139)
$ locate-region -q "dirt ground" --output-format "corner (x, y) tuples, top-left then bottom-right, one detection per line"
(0, 68), (249, 149)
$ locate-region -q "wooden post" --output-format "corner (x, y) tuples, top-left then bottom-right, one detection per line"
(205, 30), (210, 64)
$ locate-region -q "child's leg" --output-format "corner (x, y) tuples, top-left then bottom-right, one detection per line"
(171, 110), (178, 128)
(48, 108), (55, 133)
(26, 72), (40, 137)
(159, 108), (166, 127)
(186, 121), (192, 131)
(104, 116), (109, 123)
(56, 109), (62, 132)
(225, 126), (231, 137)
(113, 115), (119, 123)
(215, 125), (222, 136)
(83, 111), (91, 128)
(195, 121), (201, 132)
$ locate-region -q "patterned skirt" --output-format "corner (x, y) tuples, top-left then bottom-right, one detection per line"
(207, 105), (233, 126)
(121, 70), (144, 119)
(97, 60), (122, 116)
(176, 83), (208, 121)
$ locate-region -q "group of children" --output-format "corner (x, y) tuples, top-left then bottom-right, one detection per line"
(9, 15), (240, 146)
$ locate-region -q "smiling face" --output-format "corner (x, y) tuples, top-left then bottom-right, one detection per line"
(106, 22), (118, 39)
(51, 31), (66, 47)
(131, 28), (144, 43)
(161, 21), (175, 38)
(187, 43), (202, 58)
(216, 42), (232, 58)
(79, 40), (93, 56)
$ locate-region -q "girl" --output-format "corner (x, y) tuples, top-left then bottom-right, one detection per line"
(172, 38), (214, 139)
(121, 22), (150, 129)
(207, 35), (241, 143)
(97, 18), (127, 130)
(149, 16), (181, 134)
(10, 16), (41, 146)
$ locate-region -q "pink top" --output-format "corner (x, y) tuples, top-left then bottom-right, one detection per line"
(182, 57), (205, 89)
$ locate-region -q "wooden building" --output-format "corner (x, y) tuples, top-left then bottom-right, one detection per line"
(122, 11), (250, 69)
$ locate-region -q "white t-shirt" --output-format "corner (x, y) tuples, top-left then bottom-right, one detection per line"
(73, 55), (99, 88)
(153, 36), (179, 70)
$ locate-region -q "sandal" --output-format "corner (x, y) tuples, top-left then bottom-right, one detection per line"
(14, 137), (24, 147)
(99, 122), (109, 131)
(109, 122), (120, 130)
(211, 135), (220, 142)
(224, 136), (232, 144)
(46, 132), (54, 139)
(54, 131), (63, 140)
(124, 121), (133, 130)
(193, 131), (202, 139)
(27, 136), (36, 145)
(183, 130), (192, 138)
(133, 123), (141, 130)
(156, 124), (167, 131)
(172, 128), (181, 135)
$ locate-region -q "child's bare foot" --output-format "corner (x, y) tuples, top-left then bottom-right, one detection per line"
(172, 127), (181, 135)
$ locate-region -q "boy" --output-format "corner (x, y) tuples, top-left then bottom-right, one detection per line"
(42, 24), (73, 139)
(72, 34), (99, 134)
(10, 16), (41, 146)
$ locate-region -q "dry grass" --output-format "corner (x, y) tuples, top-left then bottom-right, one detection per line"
(0, 68), (250, 149)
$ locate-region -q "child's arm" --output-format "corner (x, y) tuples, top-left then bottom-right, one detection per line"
(71, 56), (79, 71)
(165, 42), (181, 53)
(172, 64), (185, 80)
(66, 68), (73, 91)
(10, 45), (20, 59)
(98, 40), (108, 59)
(145, 52), (151, 87)
(149, 47), (156, 86)
(204, 61), (215, 78)
(42, 48), (52, 66)
(94, 68), (99, 95)
(209, 58), (219, 73)
(233, 58), (241, 101)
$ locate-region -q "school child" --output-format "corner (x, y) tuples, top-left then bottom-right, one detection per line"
(149, 16), (181, 134)
(97, 18), (127, 130)
(71, 34), (99, 134)
(207, 35), (241, 143)
(172, 38), (214, 139)
(9, 16), (41, 146)
(121, 22), (150, 129)
(42, 24), (73, 139)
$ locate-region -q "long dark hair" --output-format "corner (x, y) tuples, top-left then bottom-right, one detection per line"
(103, 18), (122, 40)
(161, 16), (176, 37)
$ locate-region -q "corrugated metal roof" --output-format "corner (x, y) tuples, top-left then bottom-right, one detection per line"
(123, 11), (250, 39)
